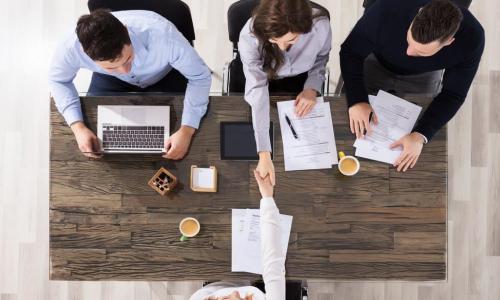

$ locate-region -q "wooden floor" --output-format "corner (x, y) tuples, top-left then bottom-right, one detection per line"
(1, 0), (499, 299)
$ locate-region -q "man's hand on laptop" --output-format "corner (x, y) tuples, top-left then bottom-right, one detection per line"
(162, 125), (195, 160)
(71, 121), (102, 159)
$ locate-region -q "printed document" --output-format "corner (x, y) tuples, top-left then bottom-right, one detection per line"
(278, 97), (338, 171)
(354, 91), (422, 164)
(231, 209), (293, 274)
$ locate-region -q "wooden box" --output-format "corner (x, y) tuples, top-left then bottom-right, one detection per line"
(148, 167), (178, 196)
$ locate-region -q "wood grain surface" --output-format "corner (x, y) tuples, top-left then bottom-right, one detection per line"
(49, 95), (447, 281)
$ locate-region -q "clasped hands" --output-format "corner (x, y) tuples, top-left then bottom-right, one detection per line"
(348, 102), (425, 172)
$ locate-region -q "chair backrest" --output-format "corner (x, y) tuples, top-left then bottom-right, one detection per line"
(363, 0), (472, 10)
(87, 0), (196, 45)
(227, 0), (331, 50)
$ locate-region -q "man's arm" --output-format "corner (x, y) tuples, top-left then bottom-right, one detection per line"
(339, 0), (382, 107)
(260, 197), (286, 300)
(168, 36), (212, 130)
(413, 37), (485, 141)
(48, 41), (83, 126)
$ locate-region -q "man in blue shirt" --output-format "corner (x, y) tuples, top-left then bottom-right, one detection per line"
(49, 9), (212, 159)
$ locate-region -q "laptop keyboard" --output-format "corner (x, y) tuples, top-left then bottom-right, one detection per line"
(102, 125), (165, 150)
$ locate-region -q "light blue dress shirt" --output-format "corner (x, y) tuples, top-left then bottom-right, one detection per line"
(239, 14), (332, 152)
(49, 10), (212, 129)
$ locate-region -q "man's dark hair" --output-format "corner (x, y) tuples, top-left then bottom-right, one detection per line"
(76, 9), (131, 61)
(411, 0), (464, 44)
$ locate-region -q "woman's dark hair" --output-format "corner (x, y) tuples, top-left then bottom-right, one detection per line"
(411, 0), (463, 44)
(76, 9), (131, 61)
(251, 0), (327, 79)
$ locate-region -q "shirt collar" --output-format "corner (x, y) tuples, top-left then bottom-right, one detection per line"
(128, 28), (148, 68)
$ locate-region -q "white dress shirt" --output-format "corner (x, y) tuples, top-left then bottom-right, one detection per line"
(239, 14), (332, 152)
(190, 197), (286, 300)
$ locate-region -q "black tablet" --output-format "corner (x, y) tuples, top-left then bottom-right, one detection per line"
(220, 122), (274, 161)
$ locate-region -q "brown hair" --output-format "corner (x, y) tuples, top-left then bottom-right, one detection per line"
(76, 9), (131, 61)
(251, 0), (327, 79)
(411, 0), (463, 44)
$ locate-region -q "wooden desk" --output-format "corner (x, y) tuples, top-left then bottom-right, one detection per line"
(50, 95), (447, 281)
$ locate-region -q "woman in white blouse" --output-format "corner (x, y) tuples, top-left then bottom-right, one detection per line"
(189, 170), (285, 300)
(239, 0), (332, 185)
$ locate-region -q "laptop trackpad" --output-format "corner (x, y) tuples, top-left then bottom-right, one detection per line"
(121, 107), (146, 124)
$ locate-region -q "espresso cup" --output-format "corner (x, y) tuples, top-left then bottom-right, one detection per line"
(179, 217), (201, 241)
(338, 151), (360, 176)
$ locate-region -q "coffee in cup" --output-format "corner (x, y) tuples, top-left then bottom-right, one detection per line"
(338, 151), (360, 176)
(179, 217), (200, 241)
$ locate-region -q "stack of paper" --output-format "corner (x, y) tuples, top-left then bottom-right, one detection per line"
(354, 91), (422, 164)
(231, 209), (293, 274)
(277, 97), (338, 171)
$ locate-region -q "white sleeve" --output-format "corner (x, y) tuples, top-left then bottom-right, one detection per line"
(260, 197), (286, 300)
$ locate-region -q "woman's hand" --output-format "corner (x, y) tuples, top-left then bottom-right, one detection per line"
(256, 151), (275, 186)
(294, 88), (318, 117)
(254, 170), (274, 198)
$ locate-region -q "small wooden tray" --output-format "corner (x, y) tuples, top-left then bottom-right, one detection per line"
(190, 165), (217, 193)
(148, 167), (178, 196)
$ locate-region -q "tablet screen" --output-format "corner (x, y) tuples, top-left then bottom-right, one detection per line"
(220, 122), (274, 160)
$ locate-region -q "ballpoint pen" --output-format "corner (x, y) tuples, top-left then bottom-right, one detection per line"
(284, 114), (298, 139)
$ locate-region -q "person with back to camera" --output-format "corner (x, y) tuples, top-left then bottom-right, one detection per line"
(189, 170), (285, 300)
(239, 0), (332, 186)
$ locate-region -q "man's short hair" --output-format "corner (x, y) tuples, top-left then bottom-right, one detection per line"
(411, 0), (464, 44)
(76, 9), (131, 61)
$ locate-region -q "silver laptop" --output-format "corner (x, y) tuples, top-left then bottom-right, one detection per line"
(97, 105), (170, 154)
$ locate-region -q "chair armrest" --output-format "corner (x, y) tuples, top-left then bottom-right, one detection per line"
(323, 67), (331, 96)
(222, 61), (230, 95)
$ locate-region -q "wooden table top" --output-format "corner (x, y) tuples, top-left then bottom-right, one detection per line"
(49, 95), (447, 281)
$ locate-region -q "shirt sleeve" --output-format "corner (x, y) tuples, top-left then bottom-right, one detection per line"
(48, 41), (83, 126)
(304, 18), (332, 93)
(339, 0), (383, 107)
(168, 35), (212, 129)
(239, 23), (272, 153)
(260, 197), (286, 300)
(413, 35), (485, 141)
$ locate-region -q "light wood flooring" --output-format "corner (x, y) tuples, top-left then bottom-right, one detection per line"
(1, 0), (499, 299)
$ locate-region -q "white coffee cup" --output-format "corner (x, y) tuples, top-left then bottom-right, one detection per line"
(338, 151), (360, 176)
(179, 217), (201, 241)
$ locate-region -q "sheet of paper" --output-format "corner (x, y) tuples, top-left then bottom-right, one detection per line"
(354, 91), (422, 164)
(193, 168), (214, 188)
(354, 139), (401, 165)
(278, 98), (338, 171)
(231, 209), (293, 274)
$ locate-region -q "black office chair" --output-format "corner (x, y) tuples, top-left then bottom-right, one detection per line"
(223, 0), (331, 95)
(363, 0), (471, 10)
(334, 0), (473, 96)
(87, 0), (196, 46)
(252, 280), (308, 300)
